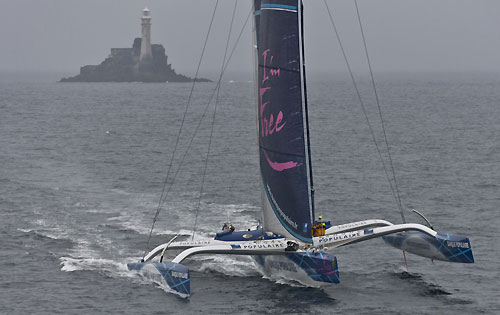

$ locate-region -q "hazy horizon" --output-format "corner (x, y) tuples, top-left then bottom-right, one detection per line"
(1, 0), (499, 79)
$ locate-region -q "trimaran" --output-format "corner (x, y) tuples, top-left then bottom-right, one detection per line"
(128, 0), (474, 296)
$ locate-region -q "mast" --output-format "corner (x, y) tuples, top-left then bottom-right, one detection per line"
(252, 0), (266, 229)
(298, 0), (315, 221)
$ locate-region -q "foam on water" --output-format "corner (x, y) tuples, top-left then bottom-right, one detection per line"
(19, 223), (75, 242)
(154, 280), (190, 299)
(107, 201), (260, 237)
(197, 255), (260, 277)
(49, 199), (266, 292)
(272, 277), (311, 288)
(59, 255), (191, 298)
(59, 256), (127, 273)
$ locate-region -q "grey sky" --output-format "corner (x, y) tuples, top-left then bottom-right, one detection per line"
(1, 0), (499, 78)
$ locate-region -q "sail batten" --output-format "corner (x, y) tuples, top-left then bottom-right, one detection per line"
(254, 0), (314, 243)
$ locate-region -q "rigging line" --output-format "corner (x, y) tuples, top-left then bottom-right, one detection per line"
(192, 0), (238, 241)
(142, 0), (220, 259)
(354, 0), (405, 222)
(147, 6), (252, 244)
(156, 5), (251, 208)
(156, 6), (251, 213)
(323, 0), (401, 213)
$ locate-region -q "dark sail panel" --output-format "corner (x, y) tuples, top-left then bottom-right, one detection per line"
(255, 0), (314, 243)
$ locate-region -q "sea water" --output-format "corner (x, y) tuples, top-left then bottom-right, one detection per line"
(1, 71), (499, 314)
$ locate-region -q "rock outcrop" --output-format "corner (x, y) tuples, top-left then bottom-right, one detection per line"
(60, 38), (206, 83)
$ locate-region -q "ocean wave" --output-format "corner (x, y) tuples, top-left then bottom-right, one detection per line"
(60, 256), (127, 273)
(17, 226), (74, 243)
(261, 274), (311, 288)
(155, 281), (190, 299)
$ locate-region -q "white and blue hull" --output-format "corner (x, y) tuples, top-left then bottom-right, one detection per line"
(382, 231), (474, 263)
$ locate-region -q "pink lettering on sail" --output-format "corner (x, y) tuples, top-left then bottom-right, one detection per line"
(263, 151), (298, 172)
(260, 87), (271, 137)
(262, 49), (280, 85)
(275, 111), (285, 132)
(260, 49), (297, 171)
(262, 49), (271, 84)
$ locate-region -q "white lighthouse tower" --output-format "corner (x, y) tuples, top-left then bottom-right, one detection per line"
(140, 7), (152, 62)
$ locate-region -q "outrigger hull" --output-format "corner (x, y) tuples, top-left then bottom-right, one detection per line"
(127, 261), (190, 296)
(382, 231), (474, 263)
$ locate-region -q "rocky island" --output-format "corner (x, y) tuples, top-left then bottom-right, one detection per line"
(60, 8), (205, 83)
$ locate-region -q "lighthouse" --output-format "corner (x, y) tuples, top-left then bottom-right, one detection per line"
(140, 7), (152, 62)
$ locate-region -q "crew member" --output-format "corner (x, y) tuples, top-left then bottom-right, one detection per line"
(312, 222), (319, 237)
(312, 216), (323, 237)
(320, 222), (326, 236)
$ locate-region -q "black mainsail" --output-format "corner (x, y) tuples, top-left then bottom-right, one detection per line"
(253, 0), (314, 243)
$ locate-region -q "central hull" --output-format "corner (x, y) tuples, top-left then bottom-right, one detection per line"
(253, 252), (340, 286)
